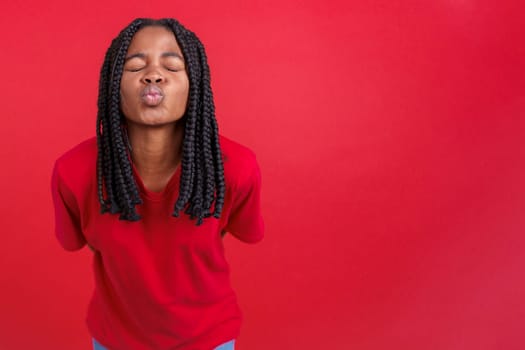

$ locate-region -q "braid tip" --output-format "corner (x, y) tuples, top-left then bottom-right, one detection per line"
(109, 203), (121, 214)
(100, 204), (110, 214)
(119, 212), (141, 221)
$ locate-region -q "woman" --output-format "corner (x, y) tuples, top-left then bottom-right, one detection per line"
(51, 18), (264, 350)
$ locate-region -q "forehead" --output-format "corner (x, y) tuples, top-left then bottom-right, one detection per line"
(127, 26), (182, 54)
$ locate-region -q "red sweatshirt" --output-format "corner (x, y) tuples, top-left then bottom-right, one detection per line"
(51, 135), (264, 350)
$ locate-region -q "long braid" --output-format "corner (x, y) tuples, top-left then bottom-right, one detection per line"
(108, 28), (141, 220)
(96, 47), (111, 212)
(182, 27), (205, 224)
(196, 37), (225, 219)
(101, 20), (144, 220)
(97, 44), (118, 214)
(172, 22), (199, 215)
(96, 17), (225, 225)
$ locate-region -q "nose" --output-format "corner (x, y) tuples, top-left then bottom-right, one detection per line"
(142, 71), (165, 84)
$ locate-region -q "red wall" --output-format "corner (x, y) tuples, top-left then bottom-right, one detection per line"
(1, 1), (524, 349)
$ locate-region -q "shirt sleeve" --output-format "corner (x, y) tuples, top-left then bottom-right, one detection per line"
(51, 161), (87, 251)
(224, 157), (265, 244)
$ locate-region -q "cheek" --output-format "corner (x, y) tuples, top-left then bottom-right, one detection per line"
(168, 76), (190, 111)
(181, 87), (189, 106)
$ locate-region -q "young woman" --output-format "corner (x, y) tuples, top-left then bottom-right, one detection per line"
(51, 18), (264, 350)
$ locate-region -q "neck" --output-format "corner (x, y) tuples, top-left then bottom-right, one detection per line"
(125, 122), (184, 178)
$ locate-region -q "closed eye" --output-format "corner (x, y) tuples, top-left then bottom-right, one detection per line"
(125, 67), (144, 72)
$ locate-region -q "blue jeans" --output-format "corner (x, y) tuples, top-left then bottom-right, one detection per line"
(92, 337), (235, 350)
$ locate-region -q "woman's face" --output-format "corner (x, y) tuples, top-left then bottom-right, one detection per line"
(120, 26), (190, 126)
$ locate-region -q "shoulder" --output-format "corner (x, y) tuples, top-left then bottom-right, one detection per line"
(219, 134), (260, 182)
(53, 137), (97, 190)
(219, 135), (257, 160)
(219, 135), (262, 199)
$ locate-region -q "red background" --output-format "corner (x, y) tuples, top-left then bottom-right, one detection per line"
(1, 1), (524, 349)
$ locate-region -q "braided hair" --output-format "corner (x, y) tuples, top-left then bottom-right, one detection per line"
(96, 18), (225, 225)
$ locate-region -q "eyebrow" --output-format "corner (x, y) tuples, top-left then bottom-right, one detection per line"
(124, 52), (184, 62)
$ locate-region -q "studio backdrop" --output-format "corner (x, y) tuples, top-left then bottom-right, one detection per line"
(1, 1), (524, 349)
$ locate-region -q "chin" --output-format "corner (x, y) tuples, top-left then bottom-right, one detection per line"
(138, 119), (175, 127)
(135, 115), (183, 127)
(124, 109), (184, 127)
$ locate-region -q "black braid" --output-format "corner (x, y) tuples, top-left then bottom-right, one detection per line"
(96, 18), (225, 225)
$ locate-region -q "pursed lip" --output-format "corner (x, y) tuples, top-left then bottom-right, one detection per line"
(141, 85), (164, 98)
(140, 85), (164, 106)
